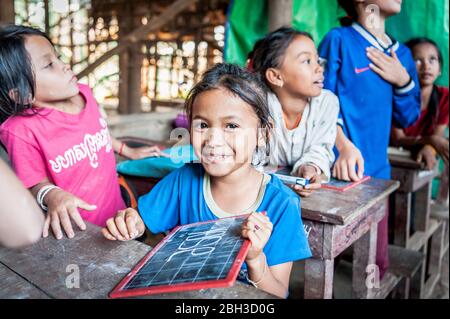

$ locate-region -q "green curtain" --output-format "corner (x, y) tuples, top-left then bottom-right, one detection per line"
(225, 0), (449, 86)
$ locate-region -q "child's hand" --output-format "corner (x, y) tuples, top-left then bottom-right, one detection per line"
(367, 47), (411, 88)
(241, 213), (273, 262)
(102, 208), (146, 241)
(429, 135), (449, 166)
(417, 145), (437, 170)
(291, 165), (322, 197)
(333, 141), (364, 181)
(123, 145), (169, 160)
(43, 189), (97, 240)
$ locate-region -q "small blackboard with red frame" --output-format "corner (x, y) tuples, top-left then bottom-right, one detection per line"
(109, 215), (250, 298)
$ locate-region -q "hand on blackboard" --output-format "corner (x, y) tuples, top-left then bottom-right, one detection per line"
(102, 208), (146, 241)
(241, 213), (273, 262)
(333, 140), (364, 182)
(43, 189), (96, 240)
(291, 165), (322, 197)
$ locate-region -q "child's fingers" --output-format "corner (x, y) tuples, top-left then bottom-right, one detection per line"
(416, 153), (423, 163)
(339, 162), (350, 181)
(58, 209), (75, 238)
(369, 63), (386, 77)
(356, 156), (365, 179)
(76, 199), (97, 211)
(114, 211), (131, 240)
(105, 217), (125, 240)
(305, 182), (321, 190)
(125, 213), (139, 238)
(42, 214), (51, 238)
(67, 206), (86, 231)
(101, 227), (117, 241)
(49, 211), (63, 240)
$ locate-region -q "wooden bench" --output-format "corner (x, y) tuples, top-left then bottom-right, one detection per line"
(0, 223), (276, 299)
(388, 245), (425, 299)
(300, 178), (399, 299)
(390, 154), (444, 298)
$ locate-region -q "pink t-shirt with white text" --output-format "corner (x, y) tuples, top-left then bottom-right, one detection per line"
(0, 84), (126, 226)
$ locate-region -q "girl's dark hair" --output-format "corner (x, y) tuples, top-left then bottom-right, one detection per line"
(185, 63), (273, 160)
(405, 37), (444, 128)
(338, 0), (358, 26)
(405, 37), (444, 70)
(251, 27), (313, 90)
(0, 24), (52, 123)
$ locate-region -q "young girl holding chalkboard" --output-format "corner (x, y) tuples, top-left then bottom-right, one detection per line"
(251, 27), (340, 197)
(0, 25), (165, 240)
(102, 63), (312, 298)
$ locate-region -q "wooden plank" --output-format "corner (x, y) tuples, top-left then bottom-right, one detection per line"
(302, 220), (324, 258)
(0, 0), (14, 25)
(328, 201), (386, 259)
(268, 0), (293, 31)
(391, 165), (439, 193)
(388, 245), (424, 278)
(352, 222), (378, 299)
(0, 223), (275, 299)
(408, 219), (440, 251)
(371, 272), (402, 299)
(414, 183), (432, 232)
(427, 220), (445, 280)
(304, 258), (334, 299)
(0, 263), (50, 299)
(394, 192), (412, 246)
(301, 178), (399, 225)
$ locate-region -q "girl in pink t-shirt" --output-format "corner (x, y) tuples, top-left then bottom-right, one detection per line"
(0, 25), (165, 239)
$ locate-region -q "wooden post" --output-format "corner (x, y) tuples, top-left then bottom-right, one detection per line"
(44, 0), (50, 34)
(352, 222), (378, 299)
(304, 258), (334, 299)
(268, 0), (293, 31)
(128, 40), (143, 113)
(0, 0), (14, 25)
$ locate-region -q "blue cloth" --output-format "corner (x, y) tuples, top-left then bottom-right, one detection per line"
(138, 163), (312, 267)
(116, 144), (197, 178)
(319, 23), (421, 179)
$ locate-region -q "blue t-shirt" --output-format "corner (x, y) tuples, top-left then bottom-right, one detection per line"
(319, 22), (421, 179)
(138, 163), (312, 268)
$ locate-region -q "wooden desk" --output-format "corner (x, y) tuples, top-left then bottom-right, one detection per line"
(0, 223), (275, 299)
(390, 155), (444, 298)
(301, 178), (400, 299)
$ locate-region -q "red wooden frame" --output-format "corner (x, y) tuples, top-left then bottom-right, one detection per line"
(109, 214), (253, 299)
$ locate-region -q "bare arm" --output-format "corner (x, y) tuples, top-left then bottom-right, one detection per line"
(391, 125), (448, 166)
(111, 138), (168, 160)
(0, 159), (45, 248)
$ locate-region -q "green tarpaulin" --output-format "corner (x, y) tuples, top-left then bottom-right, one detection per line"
(225, 0), (449, 86)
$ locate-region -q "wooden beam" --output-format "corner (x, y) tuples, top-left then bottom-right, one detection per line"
(76, 0), (198, 79)
(268, 0), (293, 31)
(0, 0), (14, 25)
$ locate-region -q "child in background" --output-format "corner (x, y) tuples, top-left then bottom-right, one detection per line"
(251, 27), (339, 197)
(319, 0), (421, 278)
(391, 38), (449, 170)
(0, 25), (165, 240)
(102, 63), (312, 298)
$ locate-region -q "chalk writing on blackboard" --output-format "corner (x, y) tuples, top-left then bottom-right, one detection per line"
(109, 215), (251, 298)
